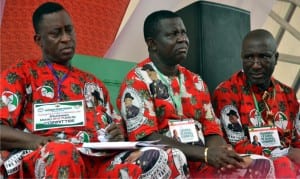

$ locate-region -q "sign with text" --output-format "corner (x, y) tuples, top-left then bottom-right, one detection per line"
(168, 119), (199, 143)
(33, 100), (85, 131)
(248, 126), (281, 147)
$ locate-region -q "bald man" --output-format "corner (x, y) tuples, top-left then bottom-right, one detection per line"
(213, 29), (300, 178)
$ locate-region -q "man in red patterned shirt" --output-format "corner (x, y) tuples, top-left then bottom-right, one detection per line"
(116, 10), (265, 178)
(213, 29), (300, 178)
(0, 2), (188, 178)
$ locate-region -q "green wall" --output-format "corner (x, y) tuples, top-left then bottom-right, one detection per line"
(71, 54), (136, 109)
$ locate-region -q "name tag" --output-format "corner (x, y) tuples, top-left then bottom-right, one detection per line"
(248, 126), (281, 147)
(168, 119), (199, 143)
(33, 100), (85, 131)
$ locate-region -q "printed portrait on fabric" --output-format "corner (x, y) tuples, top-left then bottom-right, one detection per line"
(220, 105), (245, 144)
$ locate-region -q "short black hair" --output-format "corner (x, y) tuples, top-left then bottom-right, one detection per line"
(32, 2), (66, 33)
(227, 110), (238, 117)
(124, 93), (134, 100)
(242, 29), (277, 51)
(143, 10), (179, 41)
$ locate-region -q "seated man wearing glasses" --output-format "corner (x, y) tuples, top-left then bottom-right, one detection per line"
(213, 29), (300, 178)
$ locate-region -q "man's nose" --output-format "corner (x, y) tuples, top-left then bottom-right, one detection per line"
(177, 34), (188, 42)
(61, 31), (71, 41)
(252, 57), (263, 67)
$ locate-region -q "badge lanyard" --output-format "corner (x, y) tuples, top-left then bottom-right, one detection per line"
(45, 61), (70, 101)
(250, 83), (276, 127)
(153, 65), (184, 116)
(251, 91), (264, 127)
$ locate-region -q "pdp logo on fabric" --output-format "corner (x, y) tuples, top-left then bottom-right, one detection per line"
(37, 85), (54, 99)
(1, 91), (19, 112)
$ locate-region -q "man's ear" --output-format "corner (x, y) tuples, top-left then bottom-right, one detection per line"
(274, 52), (279, 65)
(34, 34), (42, 47)
(146, 38), (156, 51)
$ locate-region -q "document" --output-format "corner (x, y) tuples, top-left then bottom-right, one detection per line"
(82, 140), (167, 150)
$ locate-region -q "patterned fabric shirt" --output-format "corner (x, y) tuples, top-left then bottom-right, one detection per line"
(117, 58), (222, 142)
(0, 59), (122, 142)
(213, 70), (300, 154)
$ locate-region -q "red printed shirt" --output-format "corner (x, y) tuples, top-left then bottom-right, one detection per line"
(117, 58), (222, 141)
(213, 71), (300, 154)
(0, 59), (122, 142)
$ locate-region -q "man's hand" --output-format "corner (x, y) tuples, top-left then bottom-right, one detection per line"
(207, 145), (245, 169)
(124, 150), (142, 163)
(105, 123), (124, 142)
(24, 136), (57, 150)
(288, 147), (300, 164)
(0, 125), (58, 150)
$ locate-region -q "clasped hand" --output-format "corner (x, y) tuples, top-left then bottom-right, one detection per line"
(206, 145), (246, 170)
(104, 123), (125, 142)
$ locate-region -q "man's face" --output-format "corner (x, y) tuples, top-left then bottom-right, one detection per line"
(229, 115), (238, 123)
(35, 10), (76, 65)
(124, 98), (132, 106)
(241, 37), (277, 87)
(152, 17), (189, 66)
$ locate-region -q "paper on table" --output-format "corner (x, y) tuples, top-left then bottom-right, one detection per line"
(82, 140), (167, 150)
(83, 141), (138, 150)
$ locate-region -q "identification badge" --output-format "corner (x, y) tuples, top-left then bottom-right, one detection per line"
(33, 100), (85, 131)
(248, 126), (281, 147)
(168, 119), (199, 143)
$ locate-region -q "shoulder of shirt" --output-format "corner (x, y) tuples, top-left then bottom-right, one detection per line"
(272, 77), (295, 93)
(177, 65), (203, 79)
(128, 58), (150, 75)
(2, 59), (41, 72)
(72, 66), (106, 83)
(215, 70), (244, 89)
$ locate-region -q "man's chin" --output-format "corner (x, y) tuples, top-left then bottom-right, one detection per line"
(55, 57), (73, 65)
(249, 78), (265, 85)
(175, 57), (186, 65)
(61, 54), (74, 61)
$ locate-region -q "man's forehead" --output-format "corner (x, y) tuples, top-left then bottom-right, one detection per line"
(243, 35), (276, 50)
(39, 10), (71, 26)
(243, 38), (275, 52)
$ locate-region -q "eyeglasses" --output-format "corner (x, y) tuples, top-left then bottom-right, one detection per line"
(242, 52), (276, 65)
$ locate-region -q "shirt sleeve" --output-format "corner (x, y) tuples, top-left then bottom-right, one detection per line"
(291, 95), (300, 148)
(116, 71), (159, 141)
(189, 74), (223, 136)
(294, 112), (300, 148)
(93, 76), (126, 135)
(0, 61), (27, 127)
(213, 80), (263, 154)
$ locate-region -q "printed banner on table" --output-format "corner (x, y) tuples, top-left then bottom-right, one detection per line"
(33, 100), (85, 131)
